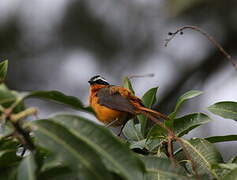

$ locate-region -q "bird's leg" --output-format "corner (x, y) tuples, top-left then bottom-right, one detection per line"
(105, 118), (126, 136)
(105, 118), (119, 127)
(117, 122), (126, 137)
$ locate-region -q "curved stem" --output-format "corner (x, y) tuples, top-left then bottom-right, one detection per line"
(165, 25), (237, 70)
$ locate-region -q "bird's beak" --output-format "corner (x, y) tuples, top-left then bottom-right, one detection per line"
(88, 80), (92, 84)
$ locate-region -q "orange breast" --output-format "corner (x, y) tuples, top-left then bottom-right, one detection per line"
(90, 93), (129, 126)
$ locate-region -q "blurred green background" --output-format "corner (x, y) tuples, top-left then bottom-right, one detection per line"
(1, 0), (237, 159)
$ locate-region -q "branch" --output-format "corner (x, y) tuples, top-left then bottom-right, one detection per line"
(12, 121), (35, 151)
(10, 108), (37, 123)
(165, 25), (237, 70)
(128, 73), (154, 79)
(3, 107), (37, 151)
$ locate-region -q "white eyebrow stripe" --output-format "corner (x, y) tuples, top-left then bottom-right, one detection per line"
(93, 76), (107, 82)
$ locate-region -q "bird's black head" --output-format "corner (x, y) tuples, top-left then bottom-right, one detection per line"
(88, 75), (110, 85)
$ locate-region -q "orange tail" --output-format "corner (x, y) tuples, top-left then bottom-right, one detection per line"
(138, 106), (169, 120)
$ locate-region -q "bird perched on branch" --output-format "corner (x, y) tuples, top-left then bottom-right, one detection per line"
(88, 75), (168, 128)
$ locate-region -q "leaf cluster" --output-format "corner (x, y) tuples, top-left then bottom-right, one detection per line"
(1, 60), (237, 180)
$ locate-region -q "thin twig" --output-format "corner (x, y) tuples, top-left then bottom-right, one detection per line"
(105, 118), (120, 127)
(3, 107), (37, 151)
(165, 25), (237, 70)
(128, 73), (155, 79)
(10, 108), (37, 123)
(167, 136), (177, 166)
(12, 121), (35, 150)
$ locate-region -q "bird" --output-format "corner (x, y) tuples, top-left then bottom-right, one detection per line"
(88, 75), (168, 129)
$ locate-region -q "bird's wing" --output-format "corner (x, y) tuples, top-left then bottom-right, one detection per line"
(96, 86), (137, 114)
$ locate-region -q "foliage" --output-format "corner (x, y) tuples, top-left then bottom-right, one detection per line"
(1, 60), (237, 179)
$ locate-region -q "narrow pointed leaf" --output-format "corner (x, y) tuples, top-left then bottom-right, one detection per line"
(0, 84), (25, 113)
(211, 163), (234, 178)
(212, 163), (237, 171)
(0, 122), (14, 139)
(145, 124), (168, 151)
(180, 138), (223, 178)
(145, 139), (165, 152)
(36, 147), (75, 179)
(123, 77), (135, 94)
(129, 139), (147, 150)
(24, 91), (93, 113)
(0, 60), (8, 82)
(169, 90), (203, 120)
(173, 113), (211, 137)
(0, 150), (21, 168)
(205, 135), (237, 143)
(147, 124), (168, 140)
(230, 156), (237, 163)
(50, 114), (145, 180)
(208, 101), (237, 121)
(141, 156), (189, 180)
(39, 166), (74, 180)
(123, 120), (143, 141)
(222, 168), (237, 180)
(30, 119), (113, 180)
(17, 153), (37, 180)
(0, 139), (21, 168)
(137, 87), (158, 136)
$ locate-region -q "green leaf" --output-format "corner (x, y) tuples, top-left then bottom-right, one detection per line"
(169, 90), (203, 120)
(17, 153), (37, 180)
(0, 122), (14, 139)
(0, 84), (14, 107)
(222, 168), (237, 180)
(35, 147), (75, 179)
(30, 115), (144, 180)
(140, 87), (158, 110)
(39, 165), (73, 180)
(137, 87), (158, 137)
(0, 166), (17, 180)
(0, 139), (21, 168)
(129, 139), (147, 150)
(208, 101), (237, 121)
(205, 135), (237, 143)
(145, 125), (168, 152)
(145, 139), (164, 152)
(180, 138), (223, 178)
(0, 150), (21, 168)
(173, 113), (211, 137)
(0, 138), (20, 150)
(123, 119), (143, 141)
(230, 156), (237, 163)
(211, 163), (237, 178)
(147, 124), (168, 140)
(49, 114), (145, 180)
(0, 60), (8, 82)
(212, 163), (237, 171)
(123, 76), (135, 94)
(0, 84), (25, 113)
(24, 90), (93, 113)
(30, 119), (113, 180)
(141, 156), (189, 180)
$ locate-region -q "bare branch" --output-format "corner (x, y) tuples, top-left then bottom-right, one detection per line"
(128, 73), (155, 79)
(165, 25), (237, 70)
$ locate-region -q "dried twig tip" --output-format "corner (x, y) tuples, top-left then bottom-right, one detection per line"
(164, 25), (237, 70)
